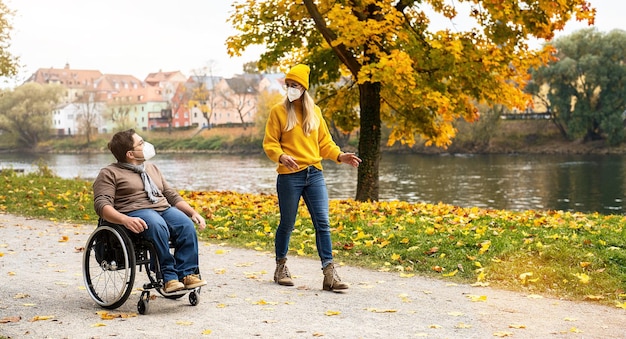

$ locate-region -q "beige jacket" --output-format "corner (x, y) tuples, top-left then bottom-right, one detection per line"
(92, 162), (184, 217)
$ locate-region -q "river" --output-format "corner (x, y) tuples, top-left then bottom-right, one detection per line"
(0, 152), (623, 214)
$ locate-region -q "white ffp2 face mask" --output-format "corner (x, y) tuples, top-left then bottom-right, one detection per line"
(287, 87), (303, 102)
(136, 142), (156, 161)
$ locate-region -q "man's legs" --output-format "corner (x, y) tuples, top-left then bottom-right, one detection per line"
(159, 206), (200, 280)
(127, 209), (178, 283)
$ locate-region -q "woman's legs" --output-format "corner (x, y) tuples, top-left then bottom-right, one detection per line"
(275, 171), (306, 259)
(301, 167), (333, 268)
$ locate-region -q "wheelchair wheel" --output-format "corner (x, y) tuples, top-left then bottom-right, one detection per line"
(83, 224), (136, 309)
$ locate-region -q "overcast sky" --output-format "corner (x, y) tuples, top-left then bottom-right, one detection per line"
(5, 0), (622, 86)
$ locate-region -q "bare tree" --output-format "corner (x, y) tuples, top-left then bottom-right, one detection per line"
(74, 90), (102, 143)
(221, 76), (258, 130)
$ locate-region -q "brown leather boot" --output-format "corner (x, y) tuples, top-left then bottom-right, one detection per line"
(274, 258), (294, 286)
(322, 263), (348, 291)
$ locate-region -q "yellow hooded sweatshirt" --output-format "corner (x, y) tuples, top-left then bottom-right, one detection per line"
(263, 102), (342, 174)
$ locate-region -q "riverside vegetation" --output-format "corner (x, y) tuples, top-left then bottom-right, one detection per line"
(1, 162), (625, 310)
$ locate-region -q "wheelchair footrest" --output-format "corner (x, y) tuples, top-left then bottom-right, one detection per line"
(143, 282), (162, 290)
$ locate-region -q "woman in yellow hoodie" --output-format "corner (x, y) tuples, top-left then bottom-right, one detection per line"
(263, 64), (361, 291)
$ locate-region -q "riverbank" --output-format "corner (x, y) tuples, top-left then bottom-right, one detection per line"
(1, 213), (625, 338)
(5, 119), (626, 155)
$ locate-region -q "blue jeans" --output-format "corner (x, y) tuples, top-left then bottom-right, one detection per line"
(127, 207), (199, 282)
(276, 166), (333, 268)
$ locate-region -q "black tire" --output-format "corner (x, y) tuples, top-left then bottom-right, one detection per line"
(137, 298), (149, 315)
(189, 291), (199, 306)
(83, 224), (136, 309)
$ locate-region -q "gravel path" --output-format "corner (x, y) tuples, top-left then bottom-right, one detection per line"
(0, 213), (624, 339)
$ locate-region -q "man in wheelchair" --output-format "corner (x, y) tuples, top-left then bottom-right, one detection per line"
(93, 129), (207, 293)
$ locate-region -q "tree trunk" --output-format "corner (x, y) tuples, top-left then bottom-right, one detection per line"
(355, 81), (381, 201)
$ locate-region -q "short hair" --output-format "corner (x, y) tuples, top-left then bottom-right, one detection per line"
(108, 129), (136, 162)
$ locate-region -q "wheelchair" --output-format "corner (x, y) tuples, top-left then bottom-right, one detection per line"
(82, 219), (201, 314)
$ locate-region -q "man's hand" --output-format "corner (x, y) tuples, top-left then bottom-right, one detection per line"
(190, 212), (207, 231)
(123, 216), (148, 234)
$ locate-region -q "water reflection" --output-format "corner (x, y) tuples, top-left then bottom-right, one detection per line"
(0, 152), (623, 214)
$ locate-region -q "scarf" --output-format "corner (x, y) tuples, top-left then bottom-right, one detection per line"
(118, 162), (162, 203)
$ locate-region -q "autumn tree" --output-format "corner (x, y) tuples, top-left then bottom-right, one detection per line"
(189, 65), (222, 130)
(227, 0), (594, 201)
(254, 89), (284, 140)
(0, 83), (63, 149)
(0, 1), (18, 80)
(314, 77), (360, 148)
(104, 102), (134, 132)
(526, 28), (626, 145)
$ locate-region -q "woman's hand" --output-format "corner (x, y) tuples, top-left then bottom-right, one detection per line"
(338, 152), (362, 168)
(279, 154), (299, 171)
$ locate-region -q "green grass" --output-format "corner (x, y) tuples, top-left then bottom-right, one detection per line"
(1, 168), (625, 308)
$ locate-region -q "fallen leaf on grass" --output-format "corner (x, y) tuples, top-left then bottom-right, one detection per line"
(584, 295), (604, 301)
(615, 302), (626, 309)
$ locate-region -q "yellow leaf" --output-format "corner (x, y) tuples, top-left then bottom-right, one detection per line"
(429, 324), (442, 328)
(325, 310), (341, 316)
(493, 331), (514, 337)
(442, 269), (458, 277)
(202, 329), (212, 335)
(466, 295), (487, 302)
(615, 302), (626, 309)
(30, 315), (54, 321)
(574, 273), (590, 284)
(366, 308), (397, 313)
(176, 320), (193, 325)
(91, 323), (106, 327)
(509, 324), (526, 329)
(58, 235), (69, 242)
(399, 272), (414, 278)
(456, 322), (472, 329)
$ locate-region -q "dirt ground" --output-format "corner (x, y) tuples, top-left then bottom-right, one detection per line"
(0, 213), (625, 339)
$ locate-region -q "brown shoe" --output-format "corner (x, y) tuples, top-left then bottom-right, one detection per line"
(274, 258), (294, 286)
(183, 274), (207, 289)
(164, 279), (185, 293)
(322, 263), (348, 291)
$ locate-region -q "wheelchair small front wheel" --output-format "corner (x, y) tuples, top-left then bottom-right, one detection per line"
(137, 298), (150, 315)
(189, 291), (200, 306)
